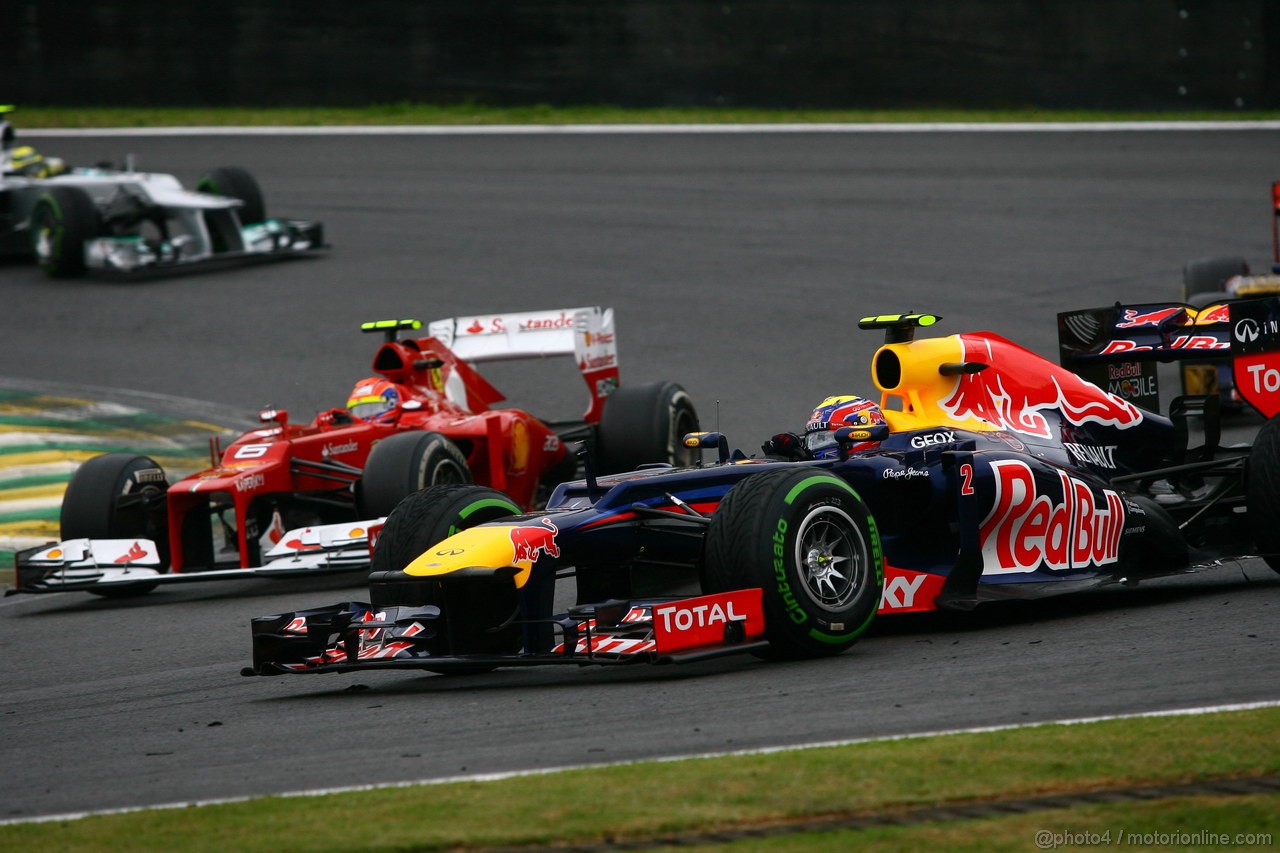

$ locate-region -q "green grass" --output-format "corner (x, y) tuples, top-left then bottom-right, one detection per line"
(10, 103), (1280, 127)
(1, 707), (1274, 852)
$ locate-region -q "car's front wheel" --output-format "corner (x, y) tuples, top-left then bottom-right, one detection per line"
(359, 431), (471, 518)
(60, 453), (171, 597)
(196, 166), (266, 224)
(369, 484), (522, 667)
(30, 186), (98, 278)
(704, 468), (883, 659)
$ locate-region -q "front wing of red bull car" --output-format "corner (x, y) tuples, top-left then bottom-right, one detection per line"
(246, 308), (1280, 678)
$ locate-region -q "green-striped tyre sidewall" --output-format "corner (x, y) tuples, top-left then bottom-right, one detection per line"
(705, 468), (884, 659)
(369, 484), (519, 579)
(30, 187), (95, 277)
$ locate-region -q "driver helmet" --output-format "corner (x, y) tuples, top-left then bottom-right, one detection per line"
(5, 145), (65, 177)
(346, 377), (403, 422)
(804, 395), (886, 458)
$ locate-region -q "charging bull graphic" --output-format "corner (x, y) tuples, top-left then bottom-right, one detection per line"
(941, 334), (1143, 438)
(1115, 304), (1231, 329)
(509, 518), (560, 563)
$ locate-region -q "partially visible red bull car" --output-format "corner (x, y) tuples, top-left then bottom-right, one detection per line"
(1176, 180), (1280, 410)
(11, 307), (699, 597)
(245, 302), (1280, 679)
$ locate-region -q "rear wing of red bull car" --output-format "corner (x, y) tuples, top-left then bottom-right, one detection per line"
(1057, 296), (1280, 419)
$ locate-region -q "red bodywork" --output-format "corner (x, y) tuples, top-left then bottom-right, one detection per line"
(163, 333), (572, 573)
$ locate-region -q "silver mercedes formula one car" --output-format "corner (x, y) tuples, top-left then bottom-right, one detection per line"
(1, 106), (325, 277)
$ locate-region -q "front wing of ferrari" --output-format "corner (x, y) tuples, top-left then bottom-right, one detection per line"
(9, 519), (379, 595)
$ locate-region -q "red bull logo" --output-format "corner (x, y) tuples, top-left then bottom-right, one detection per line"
(509, 518), (560, 563)
(979, 460), (1125, 574)
(1115, 306), (1184, 329)
(1196, 304), (1231, 324)
(1115, 304), (1230, 330)
(1100, 335), (1229, 355)
(941, 335), (1143, 438)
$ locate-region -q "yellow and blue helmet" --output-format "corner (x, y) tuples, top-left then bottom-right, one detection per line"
(804, 395), (886, 458)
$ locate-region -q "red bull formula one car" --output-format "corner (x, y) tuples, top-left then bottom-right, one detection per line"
(1177, 180), (1280, 410)
(12, 307), (699, 597)
(245, 299), (1280, 677)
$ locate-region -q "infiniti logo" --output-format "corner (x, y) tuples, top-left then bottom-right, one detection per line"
(1235, 318), (1260, 343)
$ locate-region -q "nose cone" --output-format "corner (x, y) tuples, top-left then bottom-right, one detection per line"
(405, 526), (520, 577)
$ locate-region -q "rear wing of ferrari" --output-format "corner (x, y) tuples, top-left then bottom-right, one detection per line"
(427, 306), (619, 422)
(1058, 296), (1280, 419)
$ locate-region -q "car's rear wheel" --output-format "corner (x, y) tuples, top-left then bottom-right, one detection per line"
(360, 431), (471, 518)
(704, 469), (883, 659)
(60, 453), (171, 597)
(1182, 255), (1248, 305)
(29, 186), (98, 278)
(197, 166), (266, 224)
(1180, 256), (1250, 410)
(595, 381), (699, 473)
(1247, 413), (1280, 574)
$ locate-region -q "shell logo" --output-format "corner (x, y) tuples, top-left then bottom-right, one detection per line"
(47, 549), (63, 560)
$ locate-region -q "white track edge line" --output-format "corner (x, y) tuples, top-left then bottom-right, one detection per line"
(20, 121), (1280, 137)
(3, 698), (1276, 827)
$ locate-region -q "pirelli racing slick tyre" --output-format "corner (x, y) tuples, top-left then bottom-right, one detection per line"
(1182, 255), (1248, 307)
(1246, 413), (1280, 574)
(369, 484), (520, 605)
(596, 381), (699, 473)
(704, 469), (883, 659)
(359, 431), (471, 518)
(196, 166), (266, 225)
(60, 453), (171, 597)
(369, 484), (522, 667)
(30, 186), (98, 278)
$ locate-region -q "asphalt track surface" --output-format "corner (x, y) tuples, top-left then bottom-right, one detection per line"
(1, 128), (1278, 820)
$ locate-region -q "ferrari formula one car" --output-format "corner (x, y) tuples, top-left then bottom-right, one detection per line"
(1177, 180), (1280, 410)
(245, 299), (1280, 678)
(0, 106), (324, 277)
(12, 306), (699, 596)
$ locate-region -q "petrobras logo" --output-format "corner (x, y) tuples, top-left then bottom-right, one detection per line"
(978, 459), (1125, 575)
